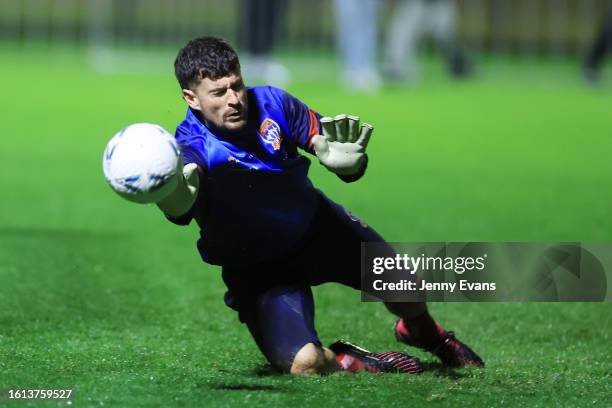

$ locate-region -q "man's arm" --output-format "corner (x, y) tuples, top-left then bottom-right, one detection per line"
(280, 88), (321, 154)
(279, 89), (373, 182)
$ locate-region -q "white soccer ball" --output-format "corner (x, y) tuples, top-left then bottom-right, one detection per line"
(102, 123), (181, 204)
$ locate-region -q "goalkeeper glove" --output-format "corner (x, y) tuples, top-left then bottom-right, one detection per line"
(156, 159), (200, 217)
(311, 114), (373, 176)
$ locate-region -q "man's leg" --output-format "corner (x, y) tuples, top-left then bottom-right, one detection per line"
(299, 195), (483, 367)
(291, 343), (339, 375)
(429, 0), (472, 78)
(384, 301), (440, 345)
(384, 287), (483, 367)
(383, 0), (425, 81)
(240, 285), (340, 374)
(299, 196), (434, 326)
(583, 6), (612, 82)
(234, 284), (422, 374)
(333, 0), (382, 92)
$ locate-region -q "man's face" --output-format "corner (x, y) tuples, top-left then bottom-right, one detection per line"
(183, 71), (248, 132)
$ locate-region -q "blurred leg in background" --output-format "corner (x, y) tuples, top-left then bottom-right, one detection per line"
(239, 0), (290, 86)
(428, 0), (471, 78)
(583, 3), (612, 83)
(384, 0), (471, 83)
(384, 0), (425, 82)
(333, 0), (381, 93)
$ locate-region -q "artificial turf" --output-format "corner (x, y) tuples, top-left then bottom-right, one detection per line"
(0, 44), (610, 407)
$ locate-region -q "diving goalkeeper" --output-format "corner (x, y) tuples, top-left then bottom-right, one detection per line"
(157, 36), (484, 374)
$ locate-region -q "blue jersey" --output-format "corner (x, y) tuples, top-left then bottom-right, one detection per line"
(170, 86), (323, 266)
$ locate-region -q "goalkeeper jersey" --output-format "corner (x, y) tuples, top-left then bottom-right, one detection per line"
(170, 86), (323, 266)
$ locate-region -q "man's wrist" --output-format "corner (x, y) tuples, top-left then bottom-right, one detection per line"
(337, 154), (368, 183)
(157, 184), (197, 217)
(157, 173), (199, 217)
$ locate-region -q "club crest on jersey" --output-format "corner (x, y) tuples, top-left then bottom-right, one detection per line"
(259, 118), (282, 151)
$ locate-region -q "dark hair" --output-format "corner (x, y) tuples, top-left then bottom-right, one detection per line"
(174, 37), (240, 89)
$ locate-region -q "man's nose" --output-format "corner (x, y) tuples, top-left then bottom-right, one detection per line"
(227, 90), (240, 106)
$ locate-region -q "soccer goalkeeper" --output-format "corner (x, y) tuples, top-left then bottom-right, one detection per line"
(157, 36), (483, 374)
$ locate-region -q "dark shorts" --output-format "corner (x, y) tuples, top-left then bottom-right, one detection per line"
(221, 193), (394, 371)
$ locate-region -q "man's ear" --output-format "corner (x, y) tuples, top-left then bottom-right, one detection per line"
(182, 89), (201, 111)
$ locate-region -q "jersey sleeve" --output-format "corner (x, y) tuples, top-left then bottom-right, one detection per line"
(280, 89), (322, 154)
(175, 126), (206, 166)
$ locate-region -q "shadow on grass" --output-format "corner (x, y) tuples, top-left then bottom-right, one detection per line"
(251, 362), (476, 380)
(198, 365), (289, 392)
(421, 361), (480, 379)
(208, 383), (288, 392)
(216, 362), (477, 384)
(252, 364), (285, 377)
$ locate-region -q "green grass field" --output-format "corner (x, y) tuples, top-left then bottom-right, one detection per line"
(1, 45), (611, 407)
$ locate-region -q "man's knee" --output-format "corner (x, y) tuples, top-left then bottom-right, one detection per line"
(385, 301), (427, 319)
(290, 343), (338, 375)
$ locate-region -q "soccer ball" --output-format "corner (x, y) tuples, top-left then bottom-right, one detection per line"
(102, 123), (181, 204)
